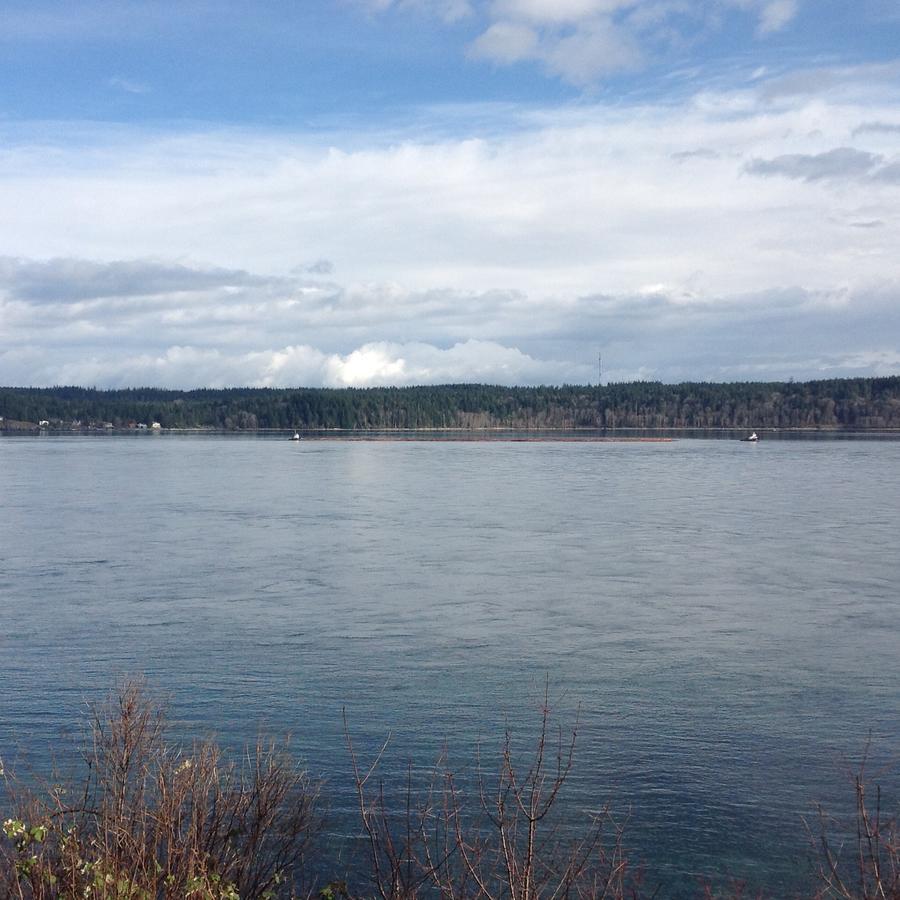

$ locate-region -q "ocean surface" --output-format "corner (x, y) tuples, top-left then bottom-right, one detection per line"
(1, 434), (898, 895)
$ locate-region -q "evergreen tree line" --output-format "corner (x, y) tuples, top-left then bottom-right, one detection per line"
(2, 376), (899, 430)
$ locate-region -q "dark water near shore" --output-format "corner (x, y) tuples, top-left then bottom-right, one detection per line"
(1, 434), (898, 895)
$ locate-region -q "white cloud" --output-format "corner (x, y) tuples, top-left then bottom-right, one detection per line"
(542, 18), (642, 81)
(0, 337), (564, 389)
(359, 0), (474, 22)
(1, 254), (898, 387)
(490, 0), (639, 25)
(1, 63), (899, 387)
(108, 76), (150, 95)
(326, 344), (408, 385)
(441, 0), (807, 84)
(721, 0), (800, 33)
(1, 69), (898, 302)
(469, 3), (644, 83)
(323, 339), (557, 385)
(470, 14), (641, 81)
(756, 0), (798, 34)
(470, 21), (539, 62)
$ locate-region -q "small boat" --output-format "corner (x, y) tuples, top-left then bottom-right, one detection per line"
(741, 431), (759, 442)
(290, 432), (301, 441)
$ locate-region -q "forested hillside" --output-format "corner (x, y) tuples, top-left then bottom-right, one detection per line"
(2, 377), (899, 430)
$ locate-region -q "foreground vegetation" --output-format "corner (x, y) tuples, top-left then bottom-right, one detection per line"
(2, 377), (900, 431)
(2, 683), (896, 899)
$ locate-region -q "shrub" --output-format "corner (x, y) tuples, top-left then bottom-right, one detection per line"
(810, 745), (898, 899)
(2, 681), (896, 898)
(0, 681), (320, 899)
(345, 685), (642, 899)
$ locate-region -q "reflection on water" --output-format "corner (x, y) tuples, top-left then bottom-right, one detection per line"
(1, 435), (898, 895)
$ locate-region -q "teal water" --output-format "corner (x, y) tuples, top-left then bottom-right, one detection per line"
(1, 435), (898, 894)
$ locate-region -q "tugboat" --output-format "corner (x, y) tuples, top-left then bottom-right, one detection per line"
(741, 431), (759, 442)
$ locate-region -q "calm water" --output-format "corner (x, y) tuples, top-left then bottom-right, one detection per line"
(1, 435), (898, 895)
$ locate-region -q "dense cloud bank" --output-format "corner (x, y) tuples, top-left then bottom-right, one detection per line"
(1, 254), (898, 387)
(1, 61), (898, 387)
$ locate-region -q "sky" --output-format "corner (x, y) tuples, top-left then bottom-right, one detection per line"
(1, 0), (899, 388)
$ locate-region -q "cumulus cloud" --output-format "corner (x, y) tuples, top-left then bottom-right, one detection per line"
(468, 5), (642, 84)
(542, 18), (642, 81)
(323, 339), (559, 385)
(0, 336), (567, 389)
(470, 13), (641, 82)
(450, 0), (805, 84)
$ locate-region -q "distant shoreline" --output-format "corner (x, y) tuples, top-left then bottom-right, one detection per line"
(4, 423), (900, 441)
(4, 378), (900, 432)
